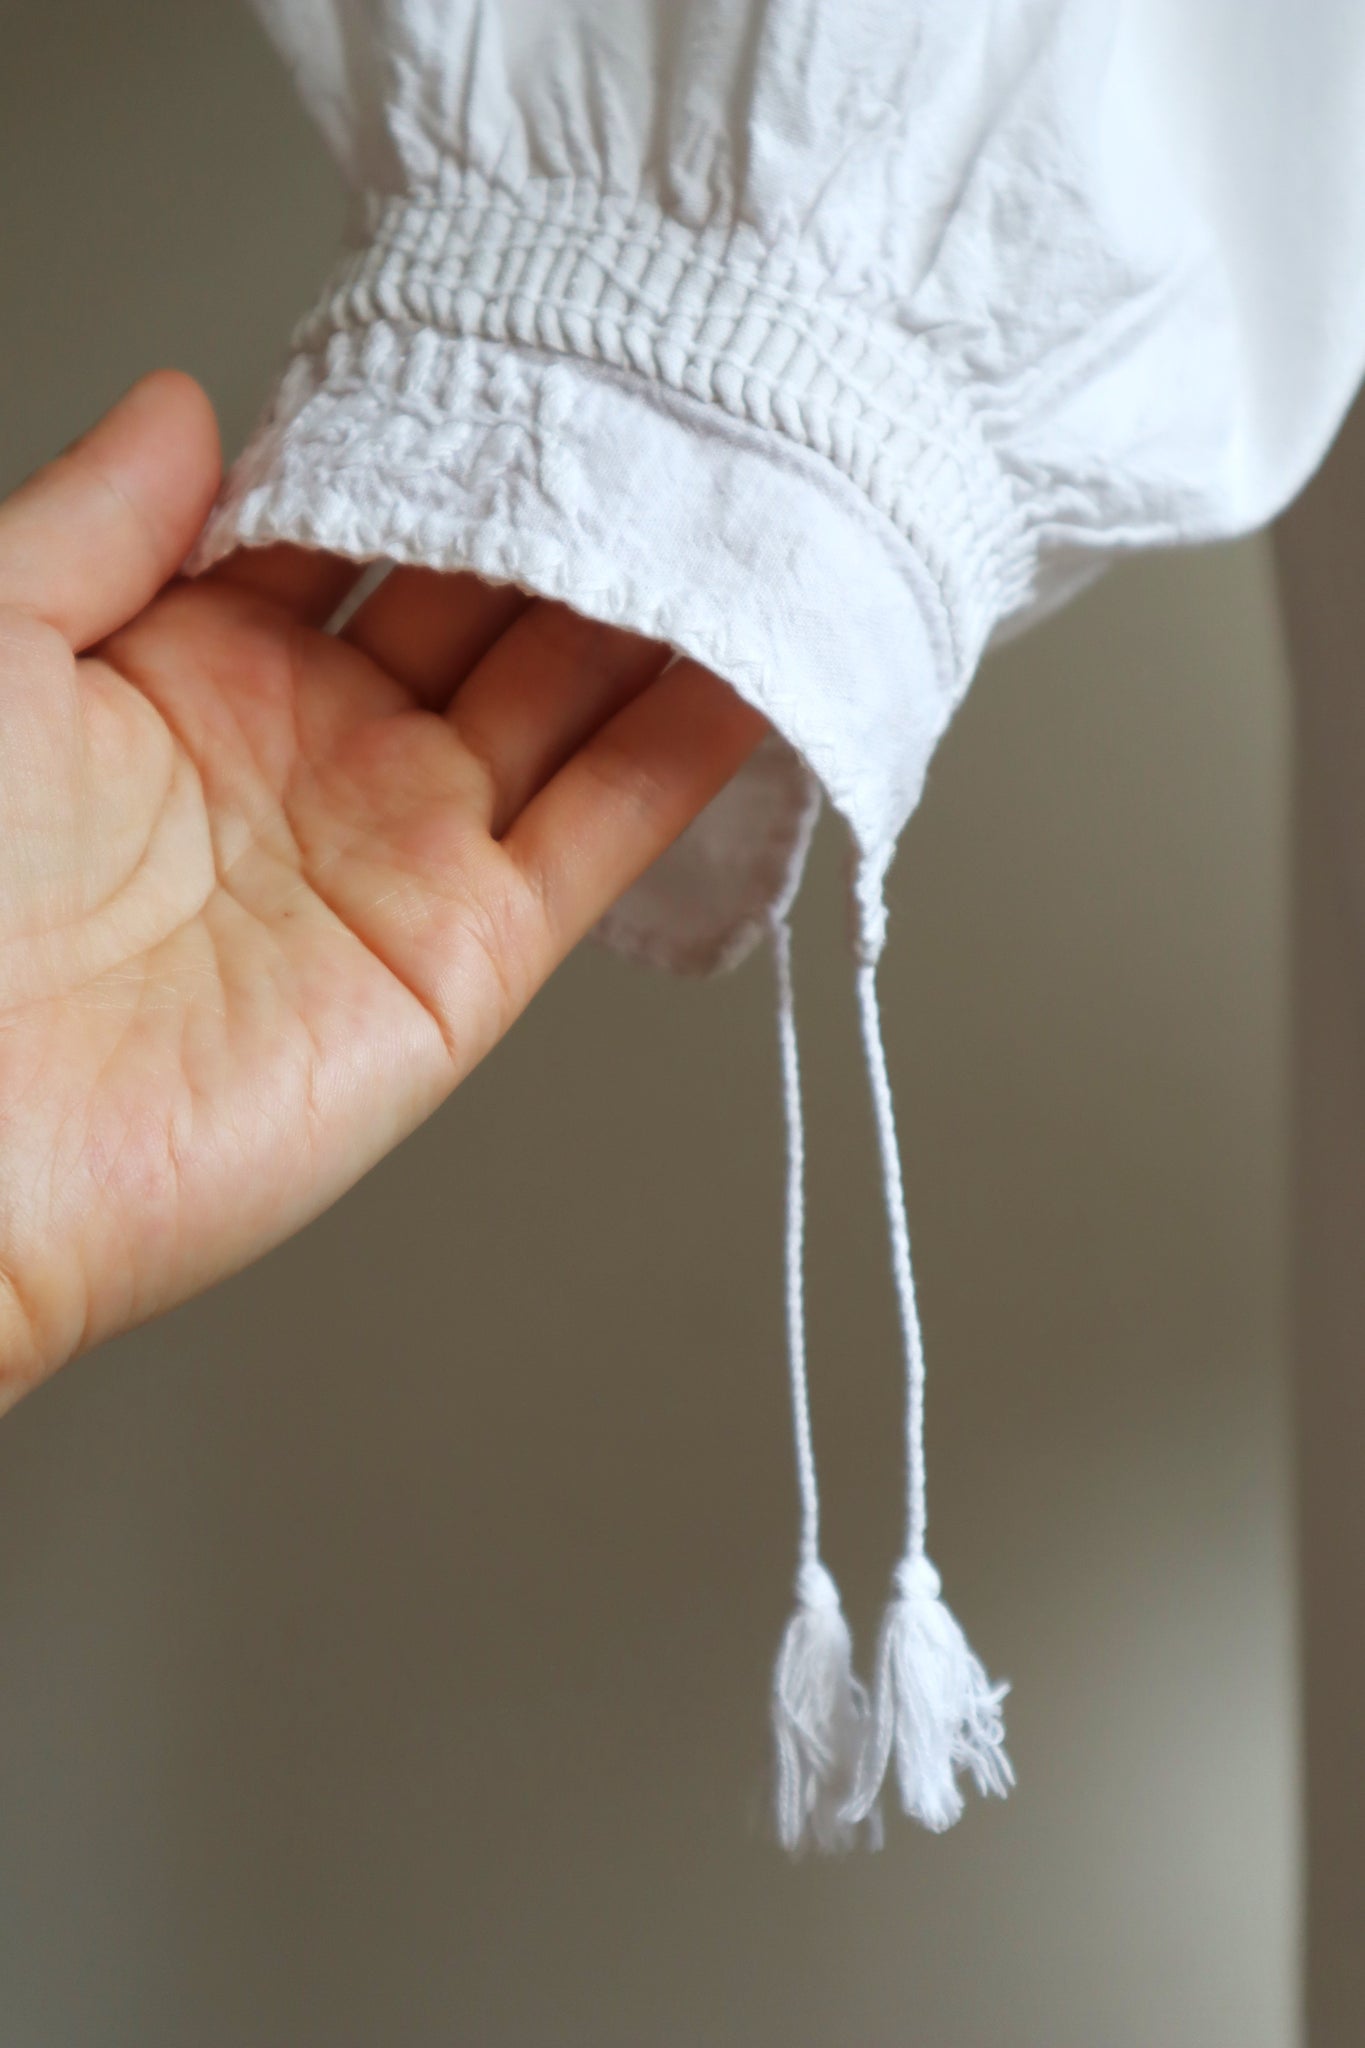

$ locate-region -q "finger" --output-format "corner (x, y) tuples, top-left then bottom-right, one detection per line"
(204, 543), (364, 628)
(341, 564), (531, 706)
(449, 600), (672, 835)
(504, 659), (768, 953)
(0, 370), (221, 649)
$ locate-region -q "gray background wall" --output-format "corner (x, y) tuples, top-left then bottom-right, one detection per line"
(0, 6), (1298, 2043)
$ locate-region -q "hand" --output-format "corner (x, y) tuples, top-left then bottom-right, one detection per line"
(0, 374), (764, 1401)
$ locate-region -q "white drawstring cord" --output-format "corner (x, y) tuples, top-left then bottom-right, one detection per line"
(854, 954), (928, 1566)
(773, 915), (821, 1575)
(840, 904), (1013, 1835)
(768, 914), (865, 1852)
(764, 885), (1010, 1845)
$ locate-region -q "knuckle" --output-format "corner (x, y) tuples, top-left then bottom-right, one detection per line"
(0, 1260), (46, 1405)
(0, 602), (72, 672)
(581, 730), (669, 821)
(443, 869), (539, 1044)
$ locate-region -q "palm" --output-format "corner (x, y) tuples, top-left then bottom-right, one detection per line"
(2, 581), (525, 1361)
(0, 375), (761, 1389)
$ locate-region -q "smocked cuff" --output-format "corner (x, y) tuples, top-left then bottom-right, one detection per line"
(194, 177), (1032, 967)
(302, 180), (1030, 669)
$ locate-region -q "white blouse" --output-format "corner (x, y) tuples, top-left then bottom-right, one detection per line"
(198, 0), (1365, 971)
(194, 0), (1365, 1849)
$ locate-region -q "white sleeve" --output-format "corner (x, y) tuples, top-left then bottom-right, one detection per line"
(198, 0), (1365, 970)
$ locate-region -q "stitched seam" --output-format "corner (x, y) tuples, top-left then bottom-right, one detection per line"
(325, 286), (962, 451)
(315, 213), (987, 452)
(357, 179), (927, 339)
(343, 208), (908, 361)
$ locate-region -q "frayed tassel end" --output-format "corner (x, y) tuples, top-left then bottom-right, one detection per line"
(772, 1561), (872, 1853)
(843, 1555), (1012, 1835)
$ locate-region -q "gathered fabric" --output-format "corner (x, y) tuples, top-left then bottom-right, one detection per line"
(195, 0), (1365, 1846)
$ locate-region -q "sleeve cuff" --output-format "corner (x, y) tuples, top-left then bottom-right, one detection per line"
(193, 181), (1028, 969)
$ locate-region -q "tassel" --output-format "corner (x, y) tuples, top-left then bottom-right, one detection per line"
(768, 917), (874, 1851)
(762, 888), (1013, 1847)
(843, 1554), (1012, 1833)
(846, 896), (1013, 1833)
(772, 1560), (868, 1852)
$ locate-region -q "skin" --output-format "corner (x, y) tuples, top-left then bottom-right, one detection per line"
(0, 372), (765, 1406)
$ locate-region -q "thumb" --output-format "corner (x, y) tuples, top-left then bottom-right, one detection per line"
(0, 371), (221, 650)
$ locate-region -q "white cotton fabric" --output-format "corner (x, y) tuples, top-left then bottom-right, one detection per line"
(197, 0), (1365, 969)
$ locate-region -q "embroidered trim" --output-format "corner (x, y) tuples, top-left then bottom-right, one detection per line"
(284, 178), (1035, 677)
